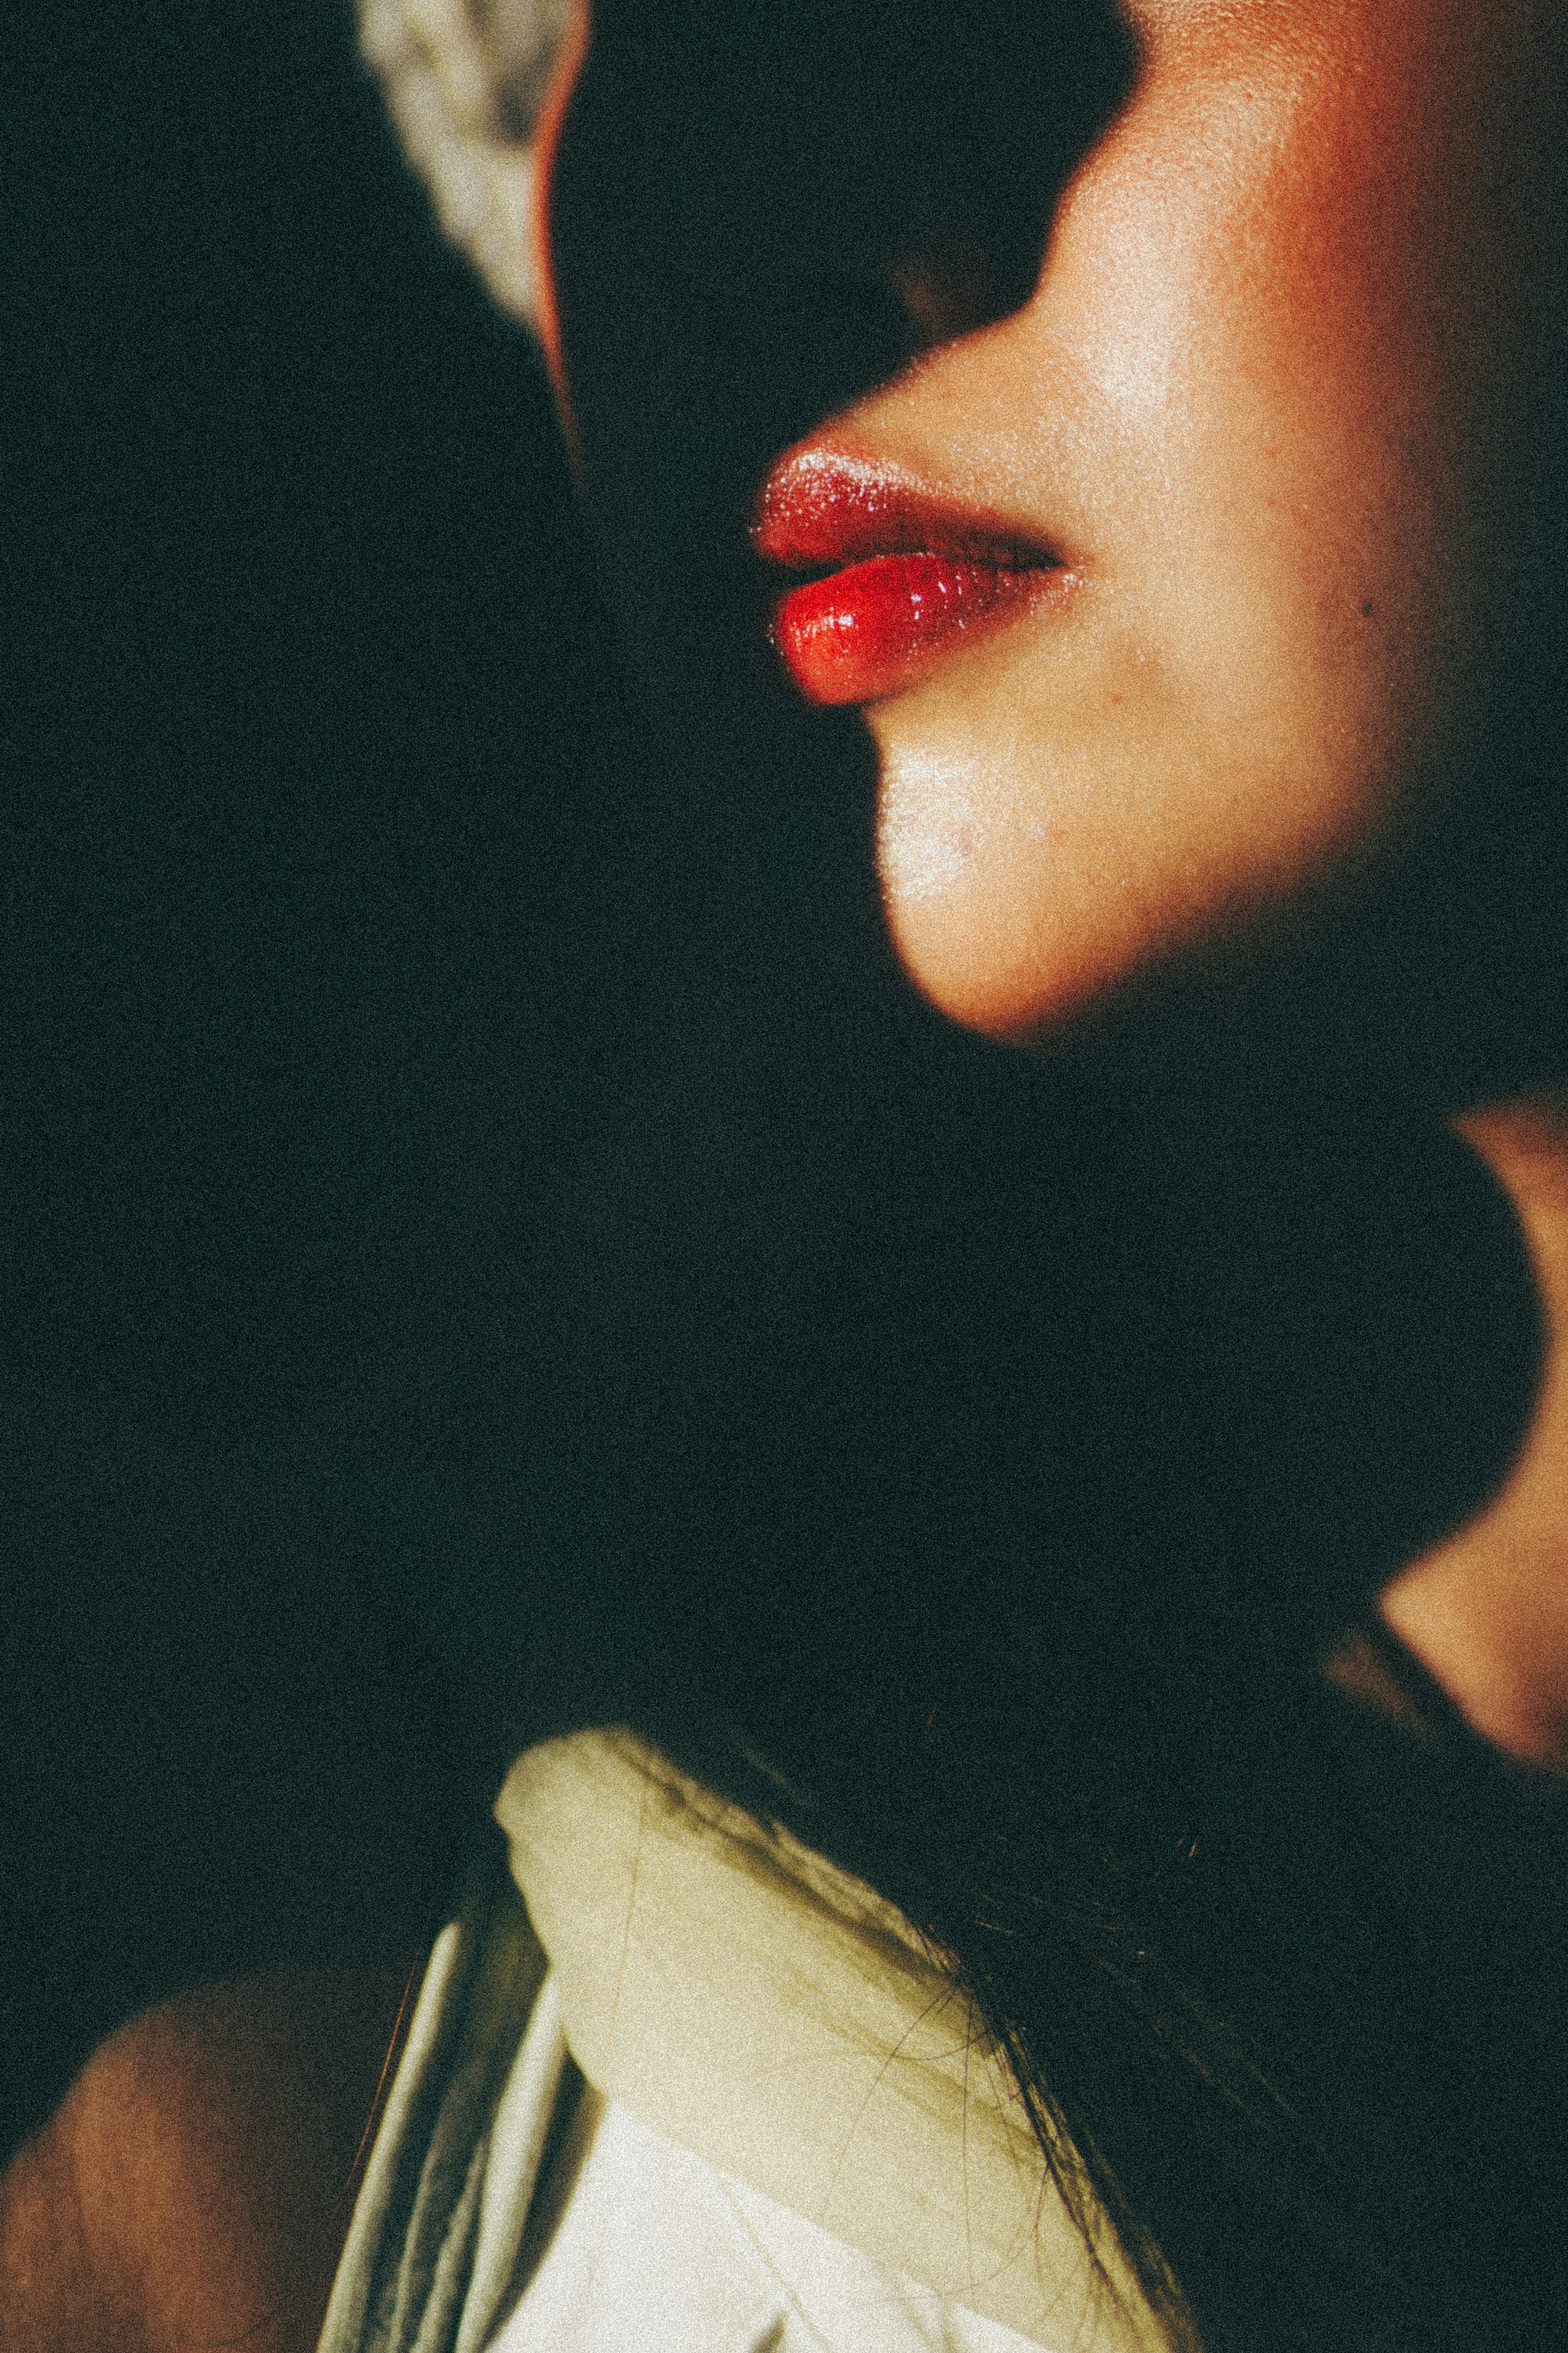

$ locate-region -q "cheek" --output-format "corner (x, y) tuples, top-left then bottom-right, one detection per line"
(1061, 42), (1474, 692)
(862, 13), (1554, 1042)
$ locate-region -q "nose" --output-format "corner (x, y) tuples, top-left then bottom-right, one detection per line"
(881, 246), (996, 353)
(540, 0), (1136, 705)
(551, 0), (1136, 419)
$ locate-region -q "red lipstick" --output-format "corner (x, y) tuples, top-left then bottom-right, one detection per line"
(753, 448), (1068, 707)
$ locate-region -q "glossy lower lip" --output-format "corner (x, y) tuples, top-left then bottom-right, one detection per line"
(754, 447), (1068, 707)
(772, 553), (1061, 706)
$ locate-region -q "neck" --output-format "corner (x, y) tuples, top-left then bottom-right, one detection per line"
(1378, 1091), (1568, 1768)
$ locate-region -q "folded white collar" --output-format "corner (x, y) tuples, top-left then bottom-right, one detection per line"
(494, 1729), (1165, 2353)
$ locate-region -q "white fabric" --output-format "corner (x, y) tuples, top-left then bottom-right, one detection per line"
(317, 1916), (471, 2353)
(489, 2092), (1067, 2353)
(356, 0), (569, 329)
(455, 1972), (572, 2353)
(494, 1733), (1165, 2353)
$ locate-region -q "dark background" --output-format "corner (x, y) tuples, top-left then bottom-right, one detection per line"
(3, 0), (612, 2159)
(4, 0), (1549, 2183)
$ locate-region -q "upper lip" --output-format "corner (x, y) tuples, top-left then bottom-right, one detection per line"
(751, 444), (1064, 578)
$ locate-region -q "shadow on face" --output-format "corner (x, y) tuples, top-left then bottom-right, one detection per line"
(544, 0), (1568, 1094)
(482, 0), (1555, 1735)
(547, 0), (1135, 702)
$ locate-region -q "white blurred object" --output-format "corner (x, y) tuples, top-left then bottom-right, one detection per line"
(356, 0), (571, 331)
(491, 2094), (1063, 2353)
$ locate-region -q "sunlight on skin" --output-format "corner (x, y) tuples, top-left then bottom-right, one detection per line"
(0, 1968), (415, 2353)
(850, 0), (1561, 1037)
(12, 14), (1568, 2342)
(530, 0), (1568, 1750)
(1383, 1099), (1568, 1769)
(794, 6), (1568, 1762)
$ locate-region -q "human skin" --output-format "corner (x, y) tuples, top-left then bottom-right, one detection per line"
(537, 0), (1568, 1758)
(0, 1967), (414, 2353)
(796, 0), (1564, 1040)
(793, 0), (1568, 1754)
(7, 7), (1568, 2345)
(1376, 1094), (1568, 1765)
(547, 0), (1568, 1046)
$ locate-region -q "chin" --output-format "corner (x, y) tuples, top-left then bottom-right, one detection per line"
(870, 773), (1515, 1100)
(869, 734), (1379, 1059)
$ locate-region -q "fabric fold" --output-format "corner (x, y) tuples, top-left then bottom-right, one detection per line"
(318, 1839), (564, 2353)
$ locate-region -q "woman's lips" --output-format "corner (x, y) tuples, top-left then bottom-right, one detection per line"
(769, 553), (1058, 707)
(753, 448), (1069, 707)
